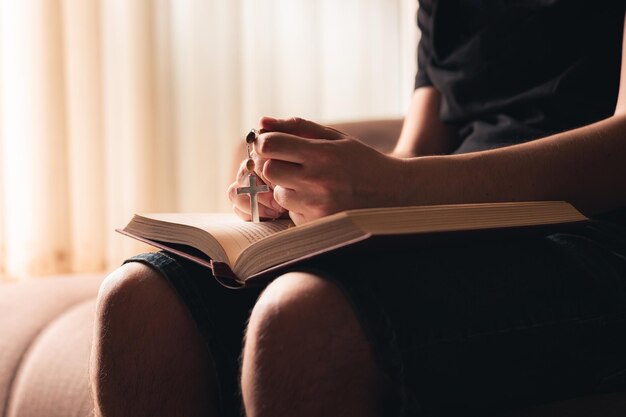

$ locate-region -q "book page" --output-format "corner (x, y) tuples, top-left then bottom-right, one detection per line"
(145, 213), (293, 265)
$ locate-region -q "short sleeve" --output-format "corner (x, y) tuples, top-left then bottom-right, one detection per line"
(414, 0), (433, 89)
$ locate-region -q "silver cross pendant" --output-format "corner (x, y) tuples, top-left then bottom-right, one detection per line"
(237, 171), (269, 223)
(236, 130), (269, 223)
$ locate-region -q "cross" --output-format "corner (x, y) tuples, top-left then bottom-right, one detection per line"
(237, 172), (269, 223)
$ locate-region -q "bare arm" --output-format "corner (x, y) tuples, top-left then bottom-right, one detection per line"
(254, 106), (626, 224)
(399, 17), (626, 216)
(392, 87), (459, 157)
(402, 113), (626, 216)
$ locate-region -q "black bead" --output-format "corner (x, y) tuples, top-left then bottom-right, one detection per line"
(246, 130), (256, 144)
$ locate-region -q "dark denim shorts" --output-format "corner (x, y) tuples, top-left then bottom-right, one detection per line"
(125, 219), (626, 417)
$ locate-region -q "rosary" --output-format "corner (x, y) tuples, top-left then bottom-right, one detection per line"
(236, 129), (270, 223)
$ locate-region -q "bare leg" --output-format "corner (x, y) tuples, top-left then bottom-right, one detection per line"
(241, 272), (383, 417)
(90, 262), (218, 417)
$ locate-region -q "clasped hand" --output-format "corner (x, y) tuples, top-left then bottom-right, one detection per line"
(227, 117), (404, 225)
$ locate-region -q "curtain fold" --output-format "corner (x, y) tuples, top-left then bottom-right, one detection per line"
(1, 0), (70, 279)
(63, 0), (106, 273)
(0, 0), (417, 281)
(102, 0), (160, 263)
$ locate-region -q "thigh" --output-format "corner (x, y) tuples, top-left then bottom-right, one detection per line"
(299, 225), (626, 417)
(126, 251), (261, 417)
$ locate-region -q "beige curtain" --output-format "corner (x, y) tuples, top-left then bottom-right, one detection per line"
(0, 0), (417, 281)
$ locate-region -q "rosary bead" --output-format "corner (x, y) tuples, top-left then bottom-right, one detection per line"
(246, 130), (257, 144)
(246, 158), (255, 172)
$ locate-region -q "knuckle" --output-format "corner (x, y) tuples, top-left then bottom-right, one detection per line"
(310, 176), (331, 194)
(258, 193), (277, 209)
(315, 202), (335, 218)
(272, 185), (284, 201)
(317, 181), (332, 195)
(312, 189), (337, 213)
(312, 143), (332, 162)
(257, 134), (275, 155)
(237, 164), (250, 181)
(263, 159), (276, 181)
(315, 207), (331, 219)
(303, 167), (323, 185)
(254, 164), (269, 183)
(290, 116), (304, 126)
(227, 183), (237, 200)
(273, 187), (288, 207)
(252, 155), (265, 174)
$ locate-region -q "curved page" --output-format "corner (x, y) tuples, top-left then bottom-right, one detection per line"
(139, 213), (293, 265)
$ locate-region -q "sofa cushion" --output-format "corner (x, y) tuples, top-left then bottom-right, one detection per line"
(6, 300), (96, 417)
(0, 275), (103, 417)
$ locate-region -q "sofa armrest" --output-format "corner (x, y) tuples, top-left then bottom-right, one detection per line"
(328, 118), (403, 154)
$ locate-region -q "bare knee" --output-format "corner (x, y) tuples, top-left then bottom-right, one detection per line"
(246, 271), (367, 347)
(92, 262), (176, 356)
(90, 261), (215, 416)
(91, 262), (182, 391)
(246, 271), (348, 337)
(242, 272), (381, 417)
(94, 262), (174, 330)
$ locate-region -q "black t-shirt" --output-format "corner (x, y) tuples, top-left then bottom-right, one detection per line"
(416, 0), (625, 154)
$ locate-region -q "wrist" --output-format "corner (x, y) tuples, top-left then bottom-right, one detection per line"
(397, 154), (468, 207)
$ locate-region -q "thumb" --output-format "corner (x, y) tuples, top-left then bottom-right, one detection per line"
(259, 116), (345, 140)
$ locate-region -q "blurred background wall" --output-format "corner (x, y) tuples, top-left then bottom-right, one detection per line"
(0, 0), (418, 281)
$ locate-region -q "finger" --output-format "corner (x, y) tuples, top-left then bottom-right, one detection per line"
(233, 205), (251, 221)
(257, 190), (287, 215)
(263, 159), (305, 188)
(288, 211), (307, 225)
(273, 185), (307, 214)
(232, 194), (283, 219)
(260, 116), (345, 140)
(255, 131), (315, 163)
(236, 159), (249, 184)
(234, 204), (282, 221)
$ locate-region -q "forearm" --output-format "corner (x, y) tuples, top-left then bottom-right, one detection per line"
(401, 114), (626, 216)
(393, 87), (459, 157)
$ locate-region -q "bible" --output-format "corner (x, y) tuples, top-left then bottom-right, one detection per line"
(118, 201), (587, 287)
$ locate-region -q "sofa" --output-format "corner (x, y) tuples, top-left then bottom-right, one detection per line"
(0, 274), (103, 417)
(1, 119), (626, 416)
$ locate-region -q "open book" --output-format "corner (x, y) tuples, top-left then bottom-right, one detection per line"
(118, 201), (587, 287)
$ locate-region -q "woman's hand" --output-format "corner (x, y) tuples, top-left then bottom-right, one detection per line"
(226, 157), (288, 221)
(254, 117), (407, 225)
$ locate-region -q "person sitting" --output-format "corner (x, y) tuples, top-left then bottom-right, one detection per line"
(90, 1), (626, 416)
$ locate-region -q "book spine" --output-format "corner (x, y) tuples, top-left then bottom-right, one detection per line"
(209, 261), (245, 289)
